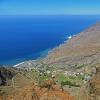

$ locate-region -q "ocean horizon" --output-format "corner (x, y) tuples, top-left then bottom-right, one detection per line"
(0, 15), (99, 65)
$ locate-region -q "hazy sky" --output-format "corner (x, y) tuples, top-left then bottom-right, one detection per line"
(0, 0), (100, 15)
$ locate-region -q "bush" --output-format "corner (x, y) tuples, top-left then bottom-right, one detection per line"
(76, 64), (85, 69)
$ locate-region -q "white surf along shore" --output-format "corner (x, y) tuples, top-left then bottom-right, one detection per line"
(13, 34), (75, 68)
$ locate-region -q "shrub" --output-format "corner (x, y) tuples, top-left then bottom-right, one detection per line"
(76, 64), (85, 69)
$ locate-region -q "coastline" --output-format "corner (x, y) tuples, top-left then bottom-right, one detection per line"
(47, 35), (74, 55)
(13, 34), (76, 68)
(13, 23), (95, 68)
(0, 15), (98, 67)
(43, 22), (100, 67)
(46, 22), (97, 57)
(6, 22), (98, 68)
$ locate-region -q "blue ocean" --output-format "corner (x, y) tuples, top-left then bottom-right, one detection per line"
(0, 15), (99, 65)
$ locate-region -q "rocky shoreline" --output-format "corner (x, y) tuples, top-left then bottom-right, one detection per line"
(13, 22), (100, 69)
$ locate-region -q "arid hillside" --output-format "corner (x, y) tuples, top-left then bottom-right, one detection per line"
(88, 67), (100, 100)
(6, 81), (75, 100)
(44, 22), (100, 68)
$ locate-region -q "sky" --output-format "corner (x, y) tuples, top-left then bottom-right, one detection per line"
(0, 0), (100, 15)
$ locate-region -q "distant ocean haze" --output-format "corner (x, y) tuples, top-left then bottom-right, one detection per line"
(0, 15), (99, 65)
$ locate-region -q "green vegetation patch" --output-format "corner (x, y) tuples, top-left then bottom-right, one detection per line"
(57, 73), (84, 87)
(76, 64), (85, 69)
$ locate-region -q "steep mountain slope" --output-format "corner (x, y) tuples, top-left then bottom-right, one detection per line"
(0, 67), (33, 100)
(44, 22), (100, 68)
(88, 67), (100, 100)
(7, 82), (75, 100)
(0, 67), (17, 86)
